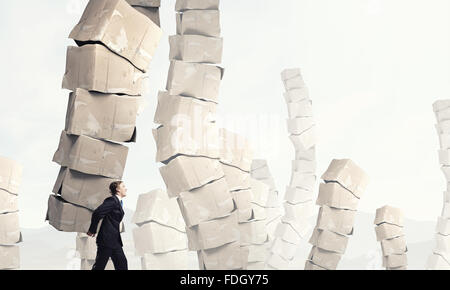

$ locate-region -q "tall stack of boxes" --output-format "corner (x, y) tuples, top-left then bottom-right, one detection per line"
(76, 233), (114, 270)
(0, 156), (23, 270)
(428, 101), (450, 269)
(305, 159), (369, 270)
(45, 0), (162, 237)
(155, 0), (246, 270)
(132, 190), (189, 270)
(374, 206), (408, 270)
(266, 69), (317, 270)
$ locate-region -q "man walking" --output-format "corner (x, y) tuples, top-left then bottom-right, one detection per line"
(87, 181), (128, 270)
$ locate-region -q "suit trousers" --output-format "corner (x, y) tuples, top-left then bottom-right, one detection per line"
(92, 246), (128, 270)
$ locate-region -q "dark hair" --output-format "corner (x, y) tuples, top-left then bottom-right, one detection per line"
(109, 181), (123, 196)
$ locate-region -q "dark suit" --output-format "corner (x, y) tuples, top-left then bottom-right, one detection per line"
(88, 195), (128, 270)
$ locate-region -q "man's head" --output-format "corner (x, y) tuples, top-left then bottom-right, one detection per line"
(109, 181), (127, 198)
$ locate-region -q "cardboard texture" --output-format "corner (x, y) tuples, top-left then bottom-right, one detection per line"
(0, 245), (19, 270)
(169, 35), (223, 63)
(177, 178), (235, 227)
(308, 246), (342, 270)
(284, 201), (315, 222)
(166, 60), (224, 103)
(435, 234), (450, 257)
(222, 163), (251, 192)
(231, 190), (253, 223)
(0, 190), (18, 215)
(239, 220), (268, 246)
(53, 131), (128, 179)
(292, 159), (316, 174)
(284, 87), (310, 103)
(437, 217), (450, 235)
(247, 244), (268, 263)
(281, 217), (311, 239)
(270, 238), (297, 261)
(154, 91), (217, 126)
(62, 44), (145, 96)
(251, 203), (268, 222)
(0, 212), (21, 245)
(160, 155), (224, 197)
(267, 253), (289, 269)
(153, 122), (220, 163)
(218, 129), (253, 172)
(126, 0), (161, 7)
(65, 89), (141, 143)
(383, 254), (408, 268)
(380, 236), (408, 256)
(316, 182), (360, 211)
(131, 189), (185, 232)
(251, 166), (272, 180)
(287, 117), (315, 136)
(304, 260), (327, 270)
(141, 250), (189, 270)
(274, 222), (302, 245)
(53, 167), (113, 211)
(250, 179), (270, 208)
(295, 147), (316, 161)
(375, 223), (404, 241)
(290, 172), (316, 192)
(46, 195), (93, 233)
(70, 0), (162, 72)
(287, 100), (314, 119)
(316, 205), (356, 236)
(133, 6), (160, 27)
(76, 234), (97, 260)
(281, 68), (302, 82)
(309, 228), (349, 254)
(176, 10), (221, 37)
(197, 241), (248, 270)
(175, 0), (220, 12)
(284, 186), (314, 204)
(186, 213), (240, 251)
(0, 156), (22, 195)
(133, 222), (187, 255)
(321, 159), (369, 198)
(374, 205), (404, 227)
(289, 127), (317, 152)
(427, 253), (450, 270)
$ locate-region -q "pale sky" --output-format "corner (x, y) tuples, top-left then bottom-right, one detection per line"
(1, 0), (449, 229)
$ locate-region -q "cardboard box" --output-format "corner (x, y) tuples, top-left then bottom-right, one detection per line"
(439, 149), (450, 165)
(222, 163), (251, 192)
(436, 217), (450, 235)
(283, 74), (306, 91)
(383, 254), (408, 268)
(321, 159), (369, 198)
(289, 172), (316, 192)
(53, 131), (129, 179)
(251, 203), (268, 222)
(444, 189), (450, 203)
(175, 0), (220, 12)
(274, 222), (301, 245)
(247, 244), (268, 263)
(426, 253), (450, 270)
(437, 121), (450, 135)
(141, 250), (189, 270)
(133, 6), (160, 27)
(295, 146), (316, 161)
(316, 182), (360, 211)
(284, 186), (314, 205)
(154, 91), (217, 126)
(219, 129), (253, 172)
(65, 89), (141, 143)
(251, 165), (272, 180)
(266, 253), (289, 270)
(169, 35), (223, 64)
(53, 167), (113, 211)
(46, 195), (93, 233)
(133, 222), (187, 255)
(316, 205), (356, 236)
(265, 189), (281, 208)
(0, 189), (18, 214)
(287, 117), (315, 135)
(439, 134), (450, 149)
(270, 238), (297, 261)
(284, 87), (310, 103)
(166, 60), (224, 103)
(287, 100), (314, 119)
(292, 159), (316, 174)
(186, 213), (239, 251)
(434, 233), (450, 256)
(80, 259), (114, 270)
(159, 155), (224, 198)
(381, 236), (407, 256)
(231, 190), (253, 223)
(126, 0), (160, 6)
(153, 122), (220, 163)
(197, 241), (248, 270)
(0, 156), (22, 195)
(284, 201), (315, 222)
(0, 212), (21, 245)
(281, 68), (302, 82)
(375, 223), (404, 241)
(251, 160), (268, 172)
(441, 166), (450, 181)
(374, 205), (404, 227)
(281, 217), (311, 239)
(304, 260), (327, 270)
(308, 246), (342, 270)
(289, 127), (317, 152)
(177, 10), (221, 37)
(250, 179), (269, 207)
(177, 178), (235, 227)
(76, 234), (97, 260)
(131, 189), (185, 232)
(62, 45), (145, 96)
(0, 245), (19, 270)
(70, 0), (162, 72)
(309, 228), (349, 254)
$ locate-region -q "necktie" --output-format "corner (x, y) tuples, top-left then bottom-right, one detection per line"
(120, 200), (123, 207)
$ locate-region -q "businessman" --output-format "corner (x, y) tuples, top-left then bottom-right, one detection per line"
(87, 181), (128, 270)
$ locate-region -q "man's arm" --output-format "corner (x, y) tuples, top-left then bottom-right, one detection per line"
(87, 197), (115, 235)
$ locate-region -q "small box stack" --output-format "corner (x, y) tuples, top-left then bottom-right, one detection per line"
(76, 233), (114, 270)
(45, 0), (162, 234)
(374, 206), (408, 270)
(0, 156), (23, 270)
(266, 69), (317, 270)
(428, 101), (450, 269)
(305, 159), (369, 270)
(131, 189), (189, 270)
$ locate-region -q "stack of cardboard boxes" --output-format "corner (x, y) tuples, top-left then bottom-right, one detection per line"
(155, 0), (246, 270)
(374, 206), (408, 270)
(45, 0), (162, 236)
(427, 100), (450, 269)
(132, 190), (189, 270)
(0, 156), (23, 270)
(305, 159), (369, 270)
(266, 69), (317, 270)
(76, 233), (114, 270)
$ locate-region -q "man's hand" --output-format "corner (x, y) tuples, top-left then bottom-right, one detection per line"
(87, 231), (96, 238)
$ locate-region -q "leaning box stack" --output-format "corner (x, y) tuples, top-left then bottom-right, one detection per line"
(427, 101), (450, 269)
(374, 206), (408, 270)
(155, 0), (246, 270)
(45, 0), (162, 235)
(266, 69), (317, 270)
(132, 190), (189, 270)
(0, 156), (23, 270)
(305, 159), (369, 270)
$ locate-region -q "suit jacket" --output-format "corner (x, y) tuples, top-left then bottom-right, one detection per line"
(88, 195), (124, 249)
